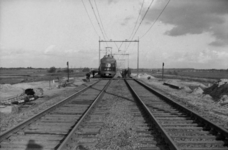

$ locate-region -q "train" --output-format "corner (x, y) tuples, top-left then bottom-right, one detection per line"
(99, 54), (117, 77)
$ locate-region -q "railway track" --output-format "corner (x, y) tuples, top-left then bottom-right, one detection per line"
(0, 79), (110, 150)
(126, 79), (228, 150)
(69, 79), (169, 149)
(1, 78), (227, 150)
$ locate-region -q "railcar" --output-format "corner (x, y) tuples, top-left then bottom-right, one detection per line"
(99, 55), (116, 77)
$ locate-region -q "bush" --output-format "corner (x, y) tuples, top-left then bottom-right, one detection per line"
(48, 67), (56, 73)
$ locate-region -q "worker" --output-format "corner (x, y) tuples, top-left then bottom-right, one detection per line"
(122, 70), (125, 78)
(86, 72), (91, 82)
(125, 69), (128, 78)
(92, 70), (95, 78)
(128, 68), (131, 77)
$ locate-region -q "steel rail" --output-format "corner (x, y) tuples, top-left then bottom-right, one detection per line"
(124, 79), (180, 150)
(57, 79), (112, 150)
(0, 80), (100, 142)
(134, 79), (228, 141)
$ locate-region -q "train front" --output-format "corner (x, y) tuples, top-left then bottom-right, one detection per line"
(100, 55), (116, 77)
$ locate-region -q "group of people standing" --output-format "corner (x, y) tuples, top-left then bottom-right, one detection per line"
(86, 68), (131, 81)
(121, 68), (131, 78)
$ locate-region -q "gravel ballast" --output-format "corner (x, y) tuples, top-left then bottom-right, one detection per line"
(75, 80), (158, 150)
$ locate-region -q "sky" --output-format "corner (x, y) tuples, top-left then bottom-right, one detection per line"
(0, 0), (227, 69)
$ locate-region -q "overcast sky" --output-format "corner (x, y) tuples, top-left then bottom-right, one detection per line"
(0, 0), (227, 69)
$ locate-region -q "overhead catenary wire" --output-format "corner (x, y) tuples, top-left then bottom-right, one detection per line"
(128, 0), (145, 41)
(140, 0), (170, 67)
(81, 0), (100, 37)
(140, 0), (171, 38)
(117, 42), (124, 52)
(122, 0), (144, 53)
(93, 0), (108, 39)
(88, 0), (108, 46)
(93, 0), (119, 50)
(126, 0), (154, 51)
(129, 0), (154, 41)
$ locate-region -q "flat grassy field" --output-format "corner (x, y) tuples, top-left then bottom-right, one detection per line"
(139, 70), (228, 79)
(178, 71), (228, 79)
(0, 68), (87, 84)
(151, 74), (218, 84)
(132, 70), (227, 84)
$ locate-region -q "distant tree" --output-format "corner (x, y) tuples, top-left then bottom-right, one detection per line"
(48, 67), (56, 73)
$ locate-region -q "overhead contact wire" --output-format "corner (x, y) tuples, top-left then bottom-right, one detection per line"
(126, 0), (154, 51)
(128, 0), (145, 40)
(81, 0), (100, 36)
(93, 0), (119, 50)
(88, 0), (108, 46)
(94, 0), (108, 39)
(140, 0), (171, 38)
(130, 0), (154, 40)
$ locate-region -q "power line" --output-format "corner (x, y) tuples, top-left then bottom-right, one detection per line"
(130, 0), (154, 41)
(93, 0), (119, 50)
(126, 0), (154, 51)
(128, 0), (145, 40)
(93, 0), (109, 39)
(88, 0), (108, 46)
(81, 0), (100, 36)
(117, 42), (124, 51)
(140, 0), (171, 38)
